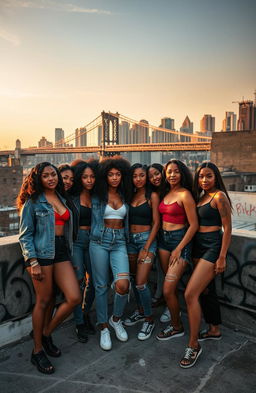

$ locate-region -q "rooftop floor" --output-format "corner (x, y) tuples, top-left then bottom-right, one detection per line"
(0, 305), (255, 393)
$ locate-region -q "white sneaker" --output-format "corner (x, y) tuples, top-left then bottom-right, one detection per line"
(138, 321), (155, 341)
(160, 307), (171, 323)
(100, 328), (112, 351)
(109, 316), (128, 342)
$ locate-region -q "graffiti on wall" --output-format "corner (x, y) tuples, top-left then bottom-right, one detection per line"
(229, 191), (256, 223)
(180, 240), (256, 317)
(218, 243), (256, 316)
(0, 258), (34, 323)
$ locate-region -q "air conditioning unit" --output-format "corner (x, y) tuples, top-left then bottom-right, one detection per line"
(244, 185), (256, 192)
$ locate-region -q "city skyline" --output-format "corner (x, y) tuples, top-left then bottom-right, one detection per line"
(0, 0), (255, 149)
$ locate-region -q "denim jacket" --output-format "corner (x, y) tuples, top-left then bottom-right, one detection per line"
(90, 195), (129, 242)
(19, 193), (73, 261)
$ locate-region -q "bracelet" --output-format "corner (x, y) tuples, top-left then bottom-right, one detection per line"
(143, 248), (149, 253)
(30, 260), (39, 267)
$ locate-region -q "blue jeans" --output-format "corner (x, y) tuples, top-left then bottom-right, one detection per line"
(127, 231), (156, 317)
(89, 227), (130, 324)
(72, 229), (95, 325)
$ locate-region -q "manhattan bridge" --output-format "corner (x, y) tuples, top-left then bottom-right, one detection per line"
(0, 111), (211, 171)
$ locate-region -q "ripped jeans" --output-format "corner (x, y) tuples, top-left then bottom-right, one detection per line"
(89, 227), (130, 324)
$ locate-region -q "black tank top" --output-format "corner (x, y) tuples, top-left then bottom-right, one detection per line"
(79, 205), (91, 226)
(129, 201), (152, 226)
(197, 193), (222, 227)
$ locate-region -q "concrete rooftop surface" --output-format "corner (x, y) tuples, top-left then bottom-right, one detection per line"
(0, 305), (255, 393)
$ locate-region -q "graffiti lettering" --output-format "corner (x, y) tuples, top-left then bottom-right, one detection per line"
(235, 202), (256, 217)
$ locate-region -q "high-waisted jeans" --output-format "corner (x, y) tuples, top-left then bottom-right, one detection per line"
(72, 229), (95, 325)
(89, 227), (130, 324)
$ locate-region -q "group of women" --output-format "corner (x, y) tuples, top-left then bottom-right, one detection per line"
(17, 156), (232, 374)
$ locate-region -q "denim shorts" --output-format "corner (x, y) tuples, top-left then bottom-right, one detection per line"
(24, 236), (71, 267)
(127, 231), (157, 255)
(158, 227), (191, 263)
(192, 231), (222, 263)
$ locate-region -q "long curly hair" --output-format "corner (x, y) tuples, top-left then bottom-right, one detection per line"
(193, 162), (232, 206)
(161, 159), (193, 198)
(16, 162), (65, 211)
(127, 163), (151, 203)
(95, 156), (130, 202)
(71, 161), (98, 196)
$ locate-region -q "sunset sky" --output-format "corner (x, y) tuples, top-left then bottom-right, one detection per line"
(0, 0), (255, 149)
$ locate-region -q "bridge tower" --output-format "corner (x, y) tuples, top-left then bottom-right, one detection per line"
(101, 111), (120, 157)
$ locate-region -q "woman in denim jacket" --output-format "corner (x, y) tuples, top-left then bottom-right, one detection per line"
(89, 156), (130, 351)
(70, 161), (98, 342)
(17, 162), (81, 374)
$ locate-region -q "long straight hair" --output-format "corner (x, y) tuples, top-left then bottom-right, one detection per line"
(193, 162), (232, 206)
(127, 163), (151, 203)
(161, 159), (193, 198)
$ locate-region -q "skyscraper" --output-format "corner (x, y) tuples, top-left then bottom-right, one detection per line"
(180, 116), (193, 142)
(152, 117), (177, 143)
(55, 128), (64, 147)
(161, 117), (175, 130)
(200, 114), (215, 133)
(222, 112), (237, 131)
(130, 120), (149, 144)
(38, 137), (53, 148)
(119, 121), (130, 144)
(75, 128), (87, 147)
(237, 100), (256, 131)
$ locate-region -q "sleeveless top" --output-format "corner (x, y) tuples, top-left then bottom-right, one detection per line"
(159, 200), (187, 225)
(103, 204), (127, 219)
(79, 205), (91, 226)
(54, 209), (70, 225)
(197, 193), (222, 226)
(129, 201), (152, 226)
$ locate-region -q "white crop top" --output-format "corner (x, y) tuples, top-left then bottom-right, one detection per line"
(103, 204), (127, 220)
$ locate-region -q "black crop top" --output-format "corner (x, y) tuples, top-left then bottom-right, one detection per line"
(79, 205), (91, 226)
(197, 194), (222, 227)
(129, 201), (152, 226)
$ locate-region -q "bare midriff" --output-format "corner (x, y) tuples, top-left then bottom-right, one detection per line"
(79, 226), (91, 230)
(199, 225), (222, 233)
(162, 221), (186, 231)
(130, 224), (151, 233)
(55, 225), (65, 236)
(104, 219), (124, 229)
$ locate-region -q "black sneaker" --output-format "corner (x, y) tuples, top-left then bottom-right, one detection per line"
(124, 310), (145, 326)
(76, 324), (88, 343)
(137, 321), (155, 340)
(84, 313), (96, 335)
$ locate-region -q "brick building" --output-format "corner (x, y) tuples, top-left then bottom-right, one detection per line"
(210, 130), (256, 191)
(0, 164), (23, 236)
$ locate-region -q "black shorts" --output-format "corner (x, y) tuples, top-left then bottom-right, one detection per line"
(192, 231), (222, 263)
(25, 236), (71, 267)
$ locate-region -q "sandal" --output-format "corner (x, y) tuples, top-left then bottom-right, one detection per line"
(31, 350), (55, 374)
(42, 335), (61, 357)
(157, 324), (184, 341)
(198, 330), (222, 341)
(180, 345), (202, 368)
